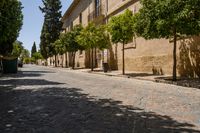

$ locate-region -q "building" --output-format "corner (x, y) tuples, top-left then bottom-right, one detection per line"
(60, 0), (200, 77)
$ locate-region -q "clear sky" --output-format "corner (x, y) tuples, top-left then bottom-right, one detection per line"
(18, 0), (73, 51)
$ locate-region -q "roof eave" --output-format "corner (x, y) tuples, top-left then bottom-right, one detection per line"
(61, 0), (80, 22)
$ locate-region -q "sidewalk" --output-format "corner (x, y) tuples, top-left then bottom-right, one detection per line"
(82, 69), (163, 81)
(43, 65), (200, 89)
(78, 68), (200, 89)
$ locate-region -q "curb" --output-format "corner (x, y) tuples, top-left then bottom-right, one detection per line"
(40, 65), (200, 89)
(85, 71), (156, 82)
(85, 71), (200, 89)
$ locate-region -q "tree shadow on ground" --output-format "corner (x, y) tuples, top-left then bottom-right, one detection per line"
(125, 73), (155, 78)
(90, 70), (156, 77)
(1, 70), (56, 78)
(155, 76), (200, 89)
(0, 86), (199, 133)
(0, 79), (64, 86)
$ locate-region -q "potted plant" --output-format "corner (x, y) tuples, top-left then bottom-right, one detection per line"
(1, 41), (23, 74)
(0, 0), (23, 73)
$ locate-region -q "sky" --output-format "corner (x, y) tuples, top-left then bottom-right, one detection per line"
(18, 0), (73, 51)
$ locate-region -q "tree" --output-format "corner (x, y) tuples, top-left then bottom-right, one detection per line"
(20, 49), (30, 63)
(77, 23), (110, 71)
(108, 10), (135, 75)
(31, 42), (37, 57)
(54, 39), (65, 67)
(32, 52), (43, 64)
(60, 25), (84, 69)
(11, 41), (23, 57)
(134, 0), (200, 81)
(0, 0), (23, 56)
(39, 23), (49, 60)
(54, 39), (65, 55)
(21, 49), (30, 59)
(39, 0), (63, 67)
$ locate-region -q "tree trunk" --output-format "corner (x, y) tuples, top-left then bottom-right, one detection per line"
(95, 47), (97, 68)
(72, 52), (74, 69)
(55, 55), (57, 67)
(173, 27), (177, 81)
(115, 44), (118, 61)
(74, 52), (76, 69)
(72, 52), (76, 69)
(91, 48), (94, 71)
(45, 58), (48, 66)
(69, 52), (72, 67)
(62, 54), (64, 68)
(115, 43), (118, 70)
(122, 42), (125, 75)
(88, 49), (91, 68)
(65, 52), (68, 68)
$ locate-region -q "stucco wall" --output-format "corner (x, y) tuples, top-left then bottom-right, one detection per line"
(59, 0), (200, 77)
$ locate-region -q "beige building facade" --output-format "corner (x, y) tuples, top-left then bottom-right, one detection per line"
(58, 0), (200, 77)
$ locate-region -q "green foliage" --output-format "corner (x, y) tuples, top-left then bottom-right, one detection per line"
(39, 23), (48, 59)
(62, 25), (84, 52)
(134, 0), (200, 39)
(0, 0), (23, 56)
(31, 42), (37, 57)
(76, 23), (110, 50)
(24, 57), (31, 64)
(95, 25), (110, 50)
(32, 52), (43, 60)
(57, 25), (84, 69)
(21, 49), (30, 61)
(54, 39), (65, 55)
(134, 0), (200, 80)
(11, 41), (23, 57)
(39, 0), (63, 58)
(31, 52), (43, 64)
(108, 9), (135, 44)
(76, 23), (110, 71)
(20, 49), (31, 63)
(108, 9), (135, 75)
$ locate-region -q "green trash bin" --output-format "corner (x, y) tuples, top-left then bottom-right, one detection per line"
(2, 57), (18, 74)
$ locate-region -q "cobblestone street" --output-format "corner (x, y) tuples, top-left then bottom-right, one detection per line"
(0, 65), (200, 133)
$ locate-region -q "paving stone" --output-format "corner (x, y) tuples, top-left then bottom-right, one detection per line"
(0, 65), (200, 132)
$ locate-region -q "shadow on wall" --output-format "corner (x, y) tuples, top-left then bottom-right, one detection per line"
(108, 43), (118, 70)
(0, 86), (199, 132)
(178, 37), (200, 78)
(152, 66), (164, 75)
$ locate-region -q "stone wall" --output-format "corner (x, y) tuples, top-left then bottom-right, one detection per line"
(60, 0), (200, 77)
(178, 36), (200, 78)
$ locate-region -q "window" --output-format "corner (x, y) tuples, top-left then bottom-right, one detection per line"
(95, 0), (100, 8)
(79, 13), (82, 24)
(95, 0), (100, 16)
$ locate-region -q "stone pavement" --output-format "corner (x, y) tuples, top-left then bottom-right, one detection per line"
(82, 69), (164, 81)
(0, 65), (200, 133)
(74, 68), (200, 89)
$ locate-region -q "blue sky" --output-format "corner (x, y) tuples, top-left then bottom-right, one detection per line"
(18, 0), (73, 51)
